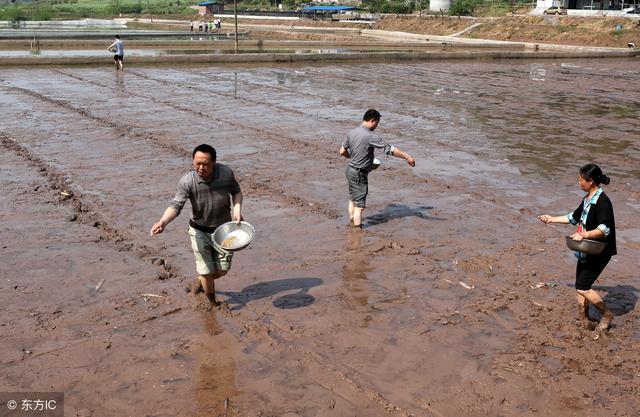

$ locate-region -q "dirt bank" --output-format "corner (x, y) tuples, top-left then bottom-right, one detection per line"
(117, 14), (640, 47)
(374, 15), (640, 47)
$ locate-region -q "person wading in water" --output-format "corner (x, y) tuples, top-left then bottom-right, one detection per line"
(339, 109), (415, 228)
(538, 163), (617, 332)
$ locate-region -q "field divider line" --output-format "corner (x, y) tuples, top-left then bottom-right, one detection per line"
(2, 75), (341, 220)
(0, 131), (182, 281)
(187, 66), (453, 130)
(80, 69), (444, 199)
(50, 69), (342, 219)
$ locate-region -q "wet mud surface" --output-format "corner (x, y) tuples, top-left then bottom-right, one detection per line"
(1, 59), (639, 417)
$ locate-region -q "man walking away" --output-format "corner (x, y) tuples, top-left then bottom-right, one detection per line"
(107, 35), (124, 71)
(339, 109), (415, 228)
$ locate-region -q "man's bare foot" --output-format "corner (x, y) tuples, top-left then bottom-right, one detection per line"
(190, 278), (204, 295)
(206, 293), (219, 306)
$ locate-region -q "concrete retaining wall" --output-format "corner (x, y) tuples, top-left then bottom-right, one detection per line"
(0, 19), (125, 29)
(0, 49), (637, 66)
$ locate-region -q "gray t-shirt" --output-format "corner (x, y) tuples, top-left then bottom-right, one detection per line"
(342, 125), (394, 171)
(170, 163), (241, 228)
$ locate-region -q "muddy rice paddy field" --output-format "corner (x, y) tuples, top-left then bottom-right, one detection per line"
(1, 58), (640, 417)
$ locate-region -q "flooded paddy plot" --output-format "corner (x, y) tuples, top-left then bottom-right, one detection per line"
(0, 31), (526, 60)
(2, 27), (636, 65)
(1, 59), (639, 417)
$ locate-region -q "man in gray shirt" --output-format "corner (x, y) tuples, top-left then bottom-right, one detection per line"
(339, 109), (415, 227)
(151, 144), (243, 305)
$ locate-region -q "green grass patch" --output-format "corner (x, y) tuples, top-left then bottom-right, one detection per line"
(0, 0), (200, 20)
(610, 104), (634, 117)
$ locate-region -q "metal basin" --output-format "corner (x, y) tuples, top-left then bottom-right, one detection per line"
(213, 221), (255, 251)
(565, 236), (606, 255)
(371, 157), (382, 170)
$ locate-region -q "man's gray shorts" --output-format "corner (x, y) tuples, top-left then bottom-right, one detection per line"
(346, 165), (369, 208)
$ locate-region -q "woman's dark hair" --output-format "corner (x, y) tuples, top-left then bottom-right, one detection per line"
(363, 109), (381, 122)
(192, 144), (216, 160)
(580, 163), (610, 185)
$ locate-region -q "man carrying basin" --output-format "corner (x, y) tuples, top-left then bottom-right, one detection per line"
(339, 109), (416, 227)
(150, 144), (243, 305)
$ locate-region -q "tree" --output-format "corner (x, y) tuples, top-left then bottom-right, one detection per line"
(449, 0), (476, 15)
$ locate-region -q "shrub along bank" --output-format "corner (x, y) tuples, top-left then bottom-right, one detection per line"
(0, 0), (198, 21)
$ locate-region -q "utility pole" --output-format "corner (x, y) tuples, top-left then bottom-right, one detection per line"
(147, 0), (153, 23)
(234, 0), (239, 54)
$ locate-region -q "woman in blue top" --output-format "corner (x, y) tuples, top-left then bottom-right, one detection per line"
(538, 164), (616, 332)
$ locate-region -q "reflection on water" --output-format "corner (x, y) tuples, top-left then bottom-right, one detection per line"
(340, 229), (373, 313)
(114, 72), (125, 89)
(529, 64), (546, 81)
(0, 46), (521, 58)
(430, 59), (640, 179)
(233, 71), (237, 99)
(0, 48), (342, 57)
(194, 312), (237, 417)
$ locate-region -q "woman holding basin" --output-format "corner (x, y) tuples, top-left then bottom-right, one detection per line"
(538, 163), (617, 332)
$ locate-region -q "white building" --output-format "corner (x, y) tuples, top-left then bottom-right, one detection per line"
(429, 0), (452, 11)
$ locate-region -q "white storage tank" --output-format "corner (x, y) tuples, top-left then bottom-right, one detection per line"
(430, 0), (453, 11)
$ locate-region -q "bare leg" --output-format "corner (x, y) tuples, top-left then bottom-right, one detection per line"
(352, 207), (364, 227)
(348, 200), (355, 224)
(577, 289), (613, 331)
(577, 288), (604, 305)
(200, 270), (227, 305)
(576, 293), (591, 324)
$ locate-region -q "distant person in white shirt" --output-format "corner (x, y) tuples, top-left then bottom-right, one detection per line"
(107, 35), (124, 71)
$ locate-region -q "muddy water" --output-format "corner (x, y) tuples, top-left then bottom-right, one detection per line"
(1, 58), (639, 417)
(0, 45), (518, 58)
